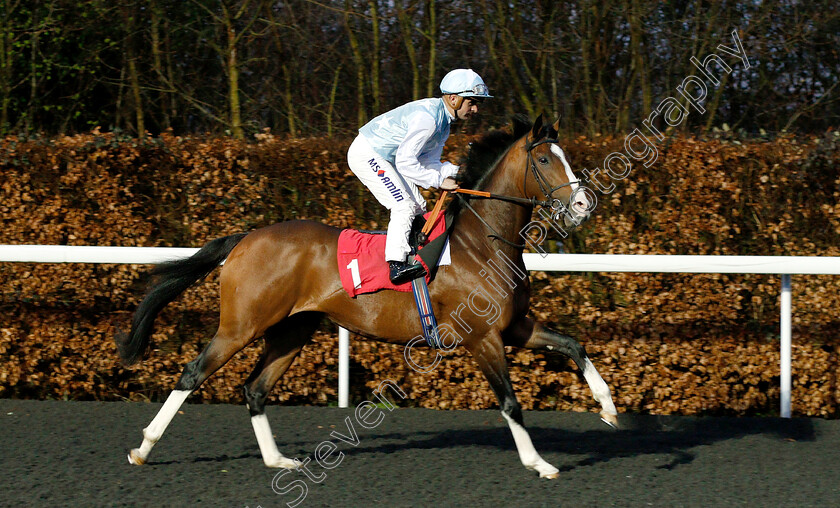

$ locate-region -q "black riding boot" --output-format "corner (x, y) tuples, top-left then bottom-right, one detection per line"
(389, 260), (425, 284)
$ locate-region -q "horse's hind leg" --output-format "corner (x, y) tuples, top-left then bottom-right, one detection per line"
(243, 312), (321, 468)
(469, 331), (560, 479)
(128, 324), (257, 465)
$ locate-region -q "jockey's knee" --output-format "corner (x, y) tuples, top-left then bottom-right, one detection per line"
(389, 198), (418, 215)
(388, 209), (418, 232)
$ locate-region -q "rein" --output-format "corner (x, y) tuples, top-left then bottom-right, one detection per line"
(457, 197), (529, 249)
(452, 188), (547, 207)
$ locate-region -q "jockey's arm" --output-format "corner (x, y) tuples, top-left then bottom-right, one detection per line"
(395, 113), (458, 189)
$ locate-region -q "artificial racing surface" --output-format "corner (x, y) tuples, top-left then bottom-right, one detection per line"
(1, 399), (838, 507)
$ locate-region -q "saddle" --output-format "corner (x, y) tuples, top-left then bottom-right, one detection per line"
(337, 211), (452, 298)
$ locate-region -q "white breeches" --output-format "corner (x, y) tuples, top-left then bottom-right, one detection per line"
(348, 136), (426, 262)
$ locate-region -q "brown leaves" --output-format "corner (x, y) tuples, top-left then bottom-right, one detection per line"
(1, 132), (839, 417)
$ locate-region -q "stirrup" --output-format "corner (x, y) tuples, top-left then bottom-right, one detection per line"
(389, 260), (425, 285)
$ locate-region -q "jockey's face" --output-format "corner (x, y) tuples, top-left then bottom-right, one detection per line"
(445, 94), (482, 120)
(455, 97), (482, 120)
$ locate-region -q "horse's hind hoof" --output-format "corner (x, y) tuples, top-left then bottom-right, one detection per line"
(600, 411), (619, 429)
(264, 457), (299, 469)
(527, 460), (560, 479)
(127, 449), (146, 465)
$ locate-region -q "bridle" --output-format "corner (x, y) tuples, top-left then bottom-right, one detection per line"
(456, 135), (582, 248)
(524, 137), (580, 206)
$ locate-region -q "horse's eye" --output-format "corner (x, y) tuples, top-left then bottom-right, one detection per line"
(539, 157), (549, 165)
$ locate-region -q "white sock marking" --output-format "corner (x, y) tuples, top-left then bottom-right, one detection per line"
(583, 358), (617, 415)
(134, 389), (191, 460)
(251, 414), (296, 468)
(501, 412), (559, 477)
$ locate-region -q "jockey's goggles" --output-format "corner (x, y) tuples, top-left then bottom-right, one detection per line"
(454, 83), (491, 98)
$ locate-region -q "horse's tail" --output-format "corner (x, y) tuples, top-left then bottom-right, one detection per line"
(116, 233), (248, 365)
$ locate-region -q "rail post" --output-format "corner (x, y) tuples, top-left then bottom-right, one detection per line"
(338, 327), (350, 408)
(780, 274), (792, 418)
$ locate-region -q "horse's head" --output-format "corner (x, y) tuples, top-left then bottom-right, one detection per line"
(519, 115), (592, 228)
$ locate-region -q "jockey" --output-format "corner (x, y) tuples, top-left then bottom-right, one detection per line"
(347, 68), (492, 284)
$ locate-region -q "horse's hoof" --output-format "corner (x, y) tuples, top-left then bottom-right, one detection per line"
(527, 461), (560, 479)
(600, 411), (619, 429)
(127, 449), (145, 465)
(265, 457), (299, 469)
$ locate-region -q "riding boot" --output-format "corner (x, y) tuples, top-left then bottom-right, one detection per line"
(388, 260), (426, 284)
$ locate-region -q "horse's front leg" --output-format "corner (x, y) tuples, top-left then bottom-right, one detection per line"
(468, 331), (560, 479)
(504, 318), (618, 428)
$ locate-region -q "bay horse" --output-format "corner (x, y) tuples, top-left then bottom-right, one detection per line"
(117, 114), (618, 479)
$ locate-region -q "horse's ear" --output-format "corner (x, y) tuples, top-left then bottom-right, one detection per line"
(551, 118), (561, 132)
(531, 114), (545, 139)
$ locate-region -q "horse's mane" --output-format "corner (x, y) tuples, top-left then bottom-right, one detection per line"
(447, 115), (532, 218)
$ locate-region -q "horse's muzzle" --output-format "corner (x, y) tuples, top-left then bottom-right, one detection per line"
(563, 212), (590, 229)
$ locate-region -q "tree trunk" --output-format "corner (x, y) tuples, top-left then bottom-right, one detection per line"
(26, 1), (40, 133)
(396, 1), (420, 100)
(0, 0), (18, 134)
(115, 57), (126, 129)
(634, 0), (651, 118)
(368, 0), (381, 112)
(226, 22), (243, 139)
(425, 0), (436, 97)
(264, 2), (296, 135)
(344, 1), (367, 127)
(128, 56), (145, 135)
(489, 0), (535, 118)
(122, 2), (145, 136)
(149, 0), (170, 129)
(282, 63), (296, 136)
(498, 0), (550, 115)
(482, 10), (514, 119)
(163, 16), (177, 122)
(327, 64), (342, 137)
(579, 3), (596, 135)
(703, 71), (729, 132)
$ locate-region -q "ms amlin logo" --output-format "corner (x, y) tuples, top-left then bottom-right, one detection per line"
(368, 158), (405, 202)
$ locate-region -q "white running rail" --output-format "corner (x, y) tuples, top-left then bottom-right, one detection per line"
(4, 245), (840, 417)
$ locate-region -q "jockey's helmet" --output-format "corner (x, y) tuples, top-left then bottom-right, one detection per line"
(440, 69), (493, 99)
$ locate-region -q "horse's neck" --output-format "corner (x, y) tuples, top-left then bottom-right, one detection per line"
(454, 146), (533, 256)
